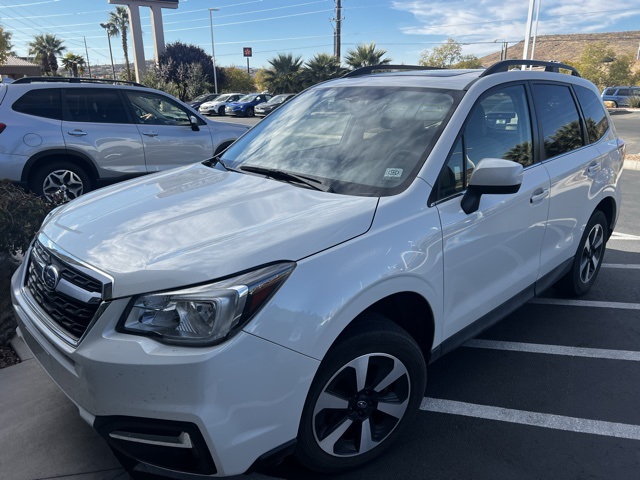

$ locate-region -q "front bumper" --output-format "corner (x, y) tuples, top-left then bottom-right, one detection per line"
(11, 261), (318, 477)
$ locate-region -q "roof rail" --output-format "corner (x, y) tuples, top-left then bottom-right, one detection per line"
(480, 60), (580, 78)
(12, 76), (144, 87)
(343, 64), (443, 78)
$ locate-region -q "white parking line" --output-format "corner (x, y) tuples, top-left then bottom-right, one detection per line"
(602, 263), (640, 269)
(420, 397), (640, 441)
(609, 232), (640, 241)
(464, 338), (640, 362)
(530, 298), (640, 310)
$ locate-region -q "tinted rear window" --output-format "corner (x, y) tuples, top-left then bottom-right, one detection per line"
(533, 84), (583, 160)
(12, 88), (62, 120)
(575, 85), (608, 144)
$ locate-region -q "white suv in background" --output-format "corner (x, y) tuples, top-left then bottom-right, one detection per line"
(198, 92), (243, 116)
(0, 78), (248, 200)
(12, 61), (624, 478)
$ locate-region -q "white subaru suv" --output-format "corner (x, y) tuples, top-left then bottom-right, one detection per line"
(11, 61), (624, 477)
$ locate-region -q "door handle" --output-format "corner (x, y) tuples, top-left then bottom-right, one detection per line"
(142, 131), (159, 137)
(67, 129), (88, 137)
(530, 188), (549, 205)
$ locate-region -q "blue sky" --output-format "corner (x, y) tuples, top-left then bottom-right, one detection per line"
(1, 0), (639, 70)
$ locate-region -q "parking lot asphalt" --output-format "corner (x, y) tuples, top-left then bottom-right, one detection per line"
(2, 167), (639, 480)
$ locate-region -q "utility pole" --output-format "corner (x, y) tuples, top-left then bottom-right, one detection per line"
(333, 0), (343, 61)
(83, 36), (92, 78)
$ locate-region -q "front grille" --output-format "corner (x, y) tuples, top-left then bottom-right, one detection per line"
(26, 241), (104, 342)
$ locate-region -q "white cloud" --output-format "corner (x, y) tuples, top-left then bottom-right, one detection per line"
(392, 0), (640, 56)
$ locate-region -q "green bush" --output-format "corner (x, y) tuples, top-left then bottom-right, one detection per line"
(0, 180), (55, 256)
(628, 96), (640, 108)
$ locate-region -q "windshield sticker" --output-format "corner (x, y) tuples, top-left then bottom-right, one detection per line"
(384, 168), (403, 179)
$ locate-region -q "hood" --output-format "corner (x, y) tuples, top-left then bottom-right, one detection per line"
(41, 164), (378, 298)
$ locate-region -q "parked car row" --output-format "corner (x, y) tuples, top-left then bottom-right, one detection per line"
(197, 92), (296, 117)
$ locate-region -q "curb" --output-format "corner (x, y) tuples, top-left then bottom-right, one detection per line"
(10, 331), (33, 361)
(625, 159), (640, 171)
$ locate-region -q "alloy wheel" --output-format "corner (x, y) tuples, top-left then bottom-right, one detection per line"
(579, 223), (604, 284)
(42, 169), (84, 201)
(312, 353), (410, 457)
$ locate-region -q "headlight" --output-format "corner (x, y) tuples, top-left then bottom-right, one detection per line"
(119, 262), (295, 346)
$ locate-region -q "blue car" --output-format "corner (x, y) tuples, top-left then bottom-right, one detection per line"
(225, 93), (272, 117)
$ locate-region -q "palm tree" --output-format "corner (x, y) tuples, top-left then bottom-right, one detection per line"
(302, 53), (345, 88)
(28, 34), (66, 75)
(107, 6), (132, 80)
(263, 53), (304, 94)
(61, 53), (85, 77)
(344, 42), (392, 70)
(0, 28), (13, 64)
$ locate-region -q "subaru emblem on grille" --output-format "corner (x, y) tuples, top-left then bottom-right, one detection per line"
(42, 264), (60, 290)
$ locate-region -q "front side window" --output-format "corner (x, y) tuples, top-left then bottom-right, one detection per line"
(63, 89), (129, 124)
(533, 84), (583, 160)
(12, 88), (62, 120)
(575, 85), (609, 144)
(125, 91), (197, 126)
(220, 86), (460, 196)
(434, 84), (533, 200)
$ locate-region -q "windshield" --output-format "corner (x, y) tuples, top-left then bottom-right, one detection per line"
(238, 94), (257, 103)
(216, 94), (232, 102)
(220, 85), (459, 196)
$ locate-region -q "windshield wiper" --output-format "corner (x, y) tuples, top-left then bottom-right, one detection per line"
(240, 165), (334, 192)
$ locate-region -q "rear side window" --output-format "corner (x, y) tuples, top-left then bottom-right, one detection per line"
(533, 84), (583, 160)
(12, 89), (62, 120)
(64, 89), (129, 124)
(575, 85), (609, 144)
(617, 89), (631, 96)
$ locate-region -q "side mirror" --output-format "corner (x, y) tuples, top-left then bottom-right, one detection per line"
(461, 158), (523, 214)
(189, 115), (200, 131)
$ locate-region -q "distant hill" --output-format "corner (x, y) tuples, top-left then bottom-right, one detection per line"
(481, 31), (640, 66)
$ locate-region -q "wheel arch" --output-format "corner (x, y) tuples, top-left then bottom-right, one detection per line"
(22, 149), (98, 185)
(334, 291), (436, 366)
(596, 196), (616, 240)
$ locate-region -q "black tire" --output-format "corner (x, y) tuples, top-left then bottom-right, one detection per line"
(296, 314), (426, 473)
(556, 210), (608, 297)
(29, 160), (92, 202)
(246, 106), (255, 117)
(217, 106), (226, 116)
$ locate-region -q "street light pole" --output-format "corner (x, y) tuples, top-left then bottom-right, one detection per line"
(209, 8), (220, 94)
(100, 23), (117, 79)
